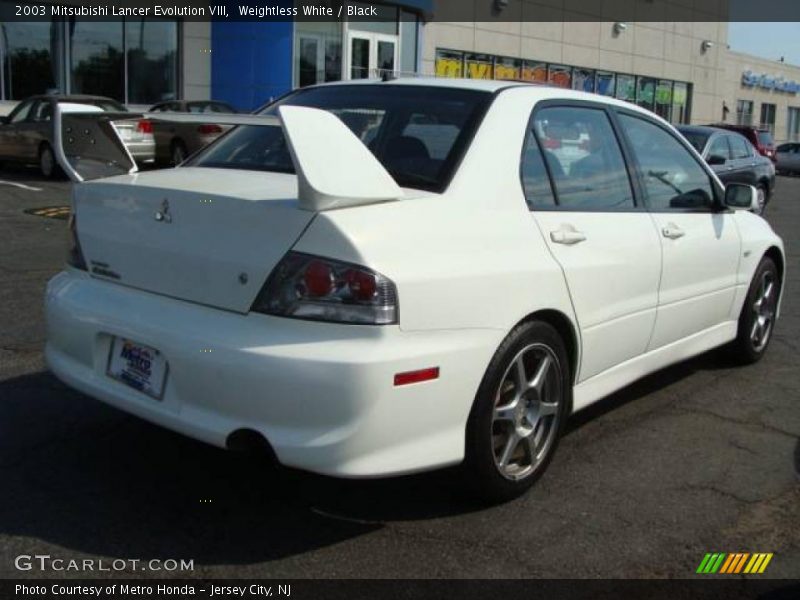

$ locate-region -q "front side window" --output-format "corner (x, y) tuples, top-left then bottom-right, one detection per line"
(189, 85), (491, 192)
(619, 113), (715, 211)
(532, 106), (634, 210)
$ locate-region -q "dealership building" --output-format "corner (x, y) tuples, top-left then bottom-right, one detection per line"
(2, 0), (800, 142)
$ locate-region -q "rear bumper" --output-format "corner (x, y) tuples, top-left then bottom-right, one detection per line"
(45, 270), (501, 477)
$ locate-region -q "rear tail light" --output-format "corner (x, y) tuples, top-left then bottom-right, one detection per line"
(66, 213), (87, 271)
(136, 119), (153, 134)
(198, 124), (223, 135)
(252, 252), (398, 325)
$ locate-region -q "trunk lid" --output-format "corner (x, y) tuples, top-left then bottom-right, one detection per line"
(74, 167), (312, 313)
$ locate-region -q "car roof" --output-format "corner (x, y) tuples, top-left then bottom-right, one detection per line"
(677, 125), (729, 136)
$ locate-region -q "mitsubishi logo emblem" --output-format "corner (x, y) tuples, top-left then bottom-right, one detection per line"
(154, 199), (172, 223)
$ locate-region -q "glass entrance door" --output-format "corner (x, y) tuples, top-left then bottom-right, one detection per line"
(347, 33), (397, 80)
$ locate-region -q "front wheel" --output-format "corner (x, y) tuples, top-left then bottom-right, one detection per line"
(729, 257), (780, 364)
(755, 184), (767, 215)
(464, 320), (570, 503)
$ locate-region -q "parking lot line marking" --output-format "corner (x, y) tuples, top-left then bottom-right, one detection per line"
(0, 180), (42, 191)
(24, 206), (71, 220)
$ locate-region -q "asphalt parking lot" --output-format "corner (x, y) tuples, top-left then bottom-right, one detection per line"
(0, 164), (798, 579)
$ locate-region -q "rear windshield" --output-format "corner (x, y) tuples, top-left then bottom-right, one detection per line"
(678, 130), (709, 153)
(188, 85), (493, 192)
(757, 130), (774, 146)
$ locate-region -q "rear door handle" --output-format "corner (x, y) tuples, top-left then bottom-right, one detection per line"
(550, 227), (587, 245)
(662, 224), (685, 240)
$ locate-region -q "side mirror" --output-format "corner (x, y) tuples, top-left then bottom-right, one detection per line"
(724, 183), (759, 212)
(707, 154), (727, 166)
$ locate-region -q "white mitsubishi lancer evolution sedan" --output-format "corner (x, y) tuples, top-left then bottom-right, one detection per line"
(45, 78), (785, 501)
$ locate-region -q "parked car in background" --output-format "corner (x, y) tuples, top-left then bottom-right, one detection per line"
(47, 80), (785, 502)
(708, 123), (777, 163)
(677, 125), (775, 214)
(148, 100), (237, 165)
(0, 94), (154, 177)
(776, 142), (800, 175)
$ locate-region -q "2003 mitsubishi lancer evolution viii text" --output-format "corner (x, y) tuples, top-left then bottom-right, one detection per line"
(44, 79), (785, 501)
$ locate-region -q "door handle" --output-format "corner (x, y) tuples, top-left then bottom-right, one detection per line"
(662, 224), (685, 240)
(550, 226), (587, 245)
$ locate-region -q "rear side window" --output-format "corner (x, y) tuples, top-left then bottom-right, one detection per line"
(520, 131), (556, 208)
(618, 114), (715, 211)
(531, 106), (634, 210)
(729, 135), (752, 159)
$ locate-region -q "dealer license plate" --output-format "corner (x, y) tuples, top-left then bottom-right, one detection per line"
(107, 337), (168, 400)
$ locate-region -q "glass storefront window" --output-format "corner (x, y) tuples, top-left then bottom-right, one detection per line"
(655, 80), (673, 121)
(69, 20), (125, 100)
(572, 68), (595, 93)
(1, 21), (60, 99)
(2, 19), (178, 104)
(521, 61), (547, 83)
(596, 71), (615, 96)
(788, 107), (800, 142)
(736, 99), (753, 126)
(126, 19), (177, 104)
(295, 21), (343, 87)
(435, 49), (463, 78)
(616, 74), (635, 102)
(673, 83), (689, 124)
(636, 76), (656, 110)
(548, 64), (571, 89)
(760, 103), (776, 133)
(465, 54), (493, 80)
(494, 57), (521, 81)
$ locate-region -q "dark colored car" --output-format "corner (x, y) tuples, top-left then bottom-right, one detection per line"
(0, 94), (154, 177)
(148, 100), (237, 166)
(776, 142), (800, 175)
(708, 123), (777, 163)
(677, 125), (775, 214)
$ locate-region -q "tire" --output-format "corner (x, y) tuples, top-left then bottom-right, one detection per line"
(730, 257), (780, 364)
(464, 320), (571, 503)
(39, 143), (61, 179)
(170, 140), (187, 166)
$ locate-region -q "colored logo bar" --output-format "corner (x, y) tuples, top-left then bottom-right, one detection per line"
(696, 553), (773, 574)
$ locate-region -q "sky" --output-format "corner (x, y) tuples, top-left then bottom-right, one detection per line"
(728, 23), (800, 67)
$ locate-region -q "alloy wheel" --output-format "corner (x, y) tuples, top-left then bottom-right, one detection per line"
(751, 270), (777, 352)
(491, 343), (562, 481)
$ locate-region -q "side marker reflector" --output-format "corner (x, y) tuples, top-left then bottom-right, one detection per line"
(394, 367), (440, 386)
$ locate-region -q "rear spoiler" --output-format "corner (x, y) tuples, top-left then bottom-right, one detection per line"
(55, 104), (402, 212)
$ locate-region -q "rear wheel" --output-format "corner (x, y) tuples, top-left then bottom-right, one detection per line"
(39, 143), (60, 179)
(170, 139), (187, 166)
(464, 320), (570, 503)
(730, 257), (780, 364)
